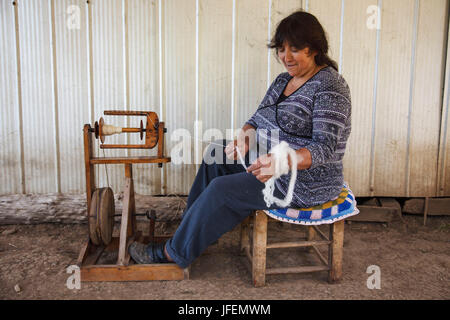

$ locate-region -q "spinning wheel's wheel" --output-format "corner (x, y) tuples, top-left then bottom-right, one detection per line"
(89, 187), (115, 246)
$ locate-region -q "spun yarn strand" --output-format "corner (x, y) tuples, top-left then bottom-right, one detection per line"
(262, 141), (298, 208)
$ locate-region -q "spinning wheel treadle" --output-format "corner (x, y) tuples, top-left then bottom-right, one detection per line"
(89, 187), (115, 246)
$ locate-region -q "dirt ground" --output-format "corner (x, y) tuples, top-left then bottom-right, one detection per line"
(0, 213), (449, 300)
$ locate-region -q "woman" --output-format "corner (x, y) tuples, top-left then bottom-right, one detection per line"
(129, 10), (352, 267)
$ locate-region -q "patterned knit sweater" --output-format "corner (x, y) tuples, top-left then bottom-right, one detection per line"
(245, 66), (352, 208)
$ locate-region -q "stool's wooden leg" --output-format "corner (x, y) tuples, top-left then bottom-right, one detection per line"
(308, 226), (316, 241)
(240, 216), (251, 252)
(307, 226), (316, 253)
(328, 220), (344, 283)
(252, 210), (268, 287)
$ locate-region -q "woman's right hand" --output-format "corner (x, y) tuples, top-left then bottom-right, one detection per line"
(225, 139), (249, 160)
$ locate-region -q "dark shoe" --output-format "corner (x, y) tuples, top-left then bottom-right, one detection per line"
(128, 242), (152, 264)
(148, 242), (170, 263)
(128, 241), (169, 264)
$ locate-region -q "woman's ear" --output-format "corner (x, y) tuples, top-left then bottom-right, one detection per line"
(305, 47), (317, 57)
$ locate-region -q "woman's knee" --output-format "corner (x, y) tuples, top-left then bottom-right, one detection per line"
(206, 175), (255, 214)
(208, 175), (225, 190)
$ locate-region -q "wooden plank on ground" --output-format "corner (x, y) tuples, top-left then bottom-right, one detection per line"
(347, 206), (395, 223)
(403, 198), (450, 215)
(361, 198), (379, 206)
(0, 194), (187, 225)
(81, 264), (187, 282)
(379, 198), (402, 220)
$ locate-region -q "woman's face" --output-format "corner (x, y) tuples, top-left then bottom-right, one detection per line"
(277, 41), (317, 78)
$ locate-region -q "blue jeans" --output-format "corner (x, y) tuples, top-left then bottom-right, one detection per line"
(164, 140), (286, 268)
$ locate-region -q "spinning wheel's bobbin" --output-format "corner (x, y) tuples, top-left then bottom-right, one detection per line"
(89, 187), (115, 246)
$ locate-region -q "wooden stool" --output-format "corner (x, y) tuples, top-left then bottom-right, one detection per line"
(240, 210), (345, 287)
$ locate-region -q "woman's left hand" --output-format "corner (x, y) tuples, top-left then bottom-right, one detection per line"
(247, 153), (275, 183)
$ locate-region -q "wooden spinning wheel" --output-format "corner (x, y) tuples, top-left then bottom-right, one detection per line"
(77, 110), (189, 282)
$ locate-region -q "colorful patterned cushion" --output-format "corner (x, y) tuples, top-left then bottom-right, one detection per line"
(265, 182), (359, 225)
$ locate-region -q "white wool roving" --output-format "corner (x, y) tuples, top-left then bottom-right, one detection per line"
(262, 141), (298, 208)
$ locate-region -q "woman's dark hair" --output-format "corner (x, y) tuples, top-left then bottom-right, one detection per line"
(269, 10), (338, 71)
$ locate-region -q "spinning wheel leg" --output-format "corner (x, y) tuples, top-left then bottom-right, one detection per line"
(117, 164), (136, 266)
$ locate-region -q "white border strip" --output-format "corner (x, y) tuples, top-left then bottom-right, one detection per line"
(14, 0), (26, 193)
(440, 67), (450, 195)
(267, 0), (272, 88)
(369, 0), (382, 196)
(158, 0), (164, 119)
(195, 0), (200, 168)
(122, 0), (128, 112)
(122, 0), (130, 151)
(438, 11), (450, 196)
(405, 0), (419, 196)
(231, 0), (236, 131)
(338, 0), (345, 74)
(86, 0), (94, 125)
(158, 0), (166, 194)
(49, 0), (61, 193)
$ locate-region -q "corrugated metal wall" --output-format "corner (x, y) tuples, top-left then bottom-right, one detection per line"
(0, 0), (449, 197)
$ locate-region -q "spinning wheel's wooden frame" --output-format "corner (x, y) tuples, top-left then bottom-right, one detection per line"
(77, 121), (189, 282)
